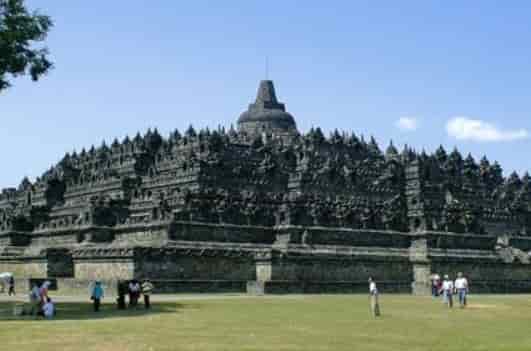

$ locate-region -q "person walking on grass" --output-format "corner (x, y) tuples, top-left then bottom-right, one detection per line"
(127, 280), (134, 307)
(8, 275), (15, 296)
(91, 281), (104, 312)
(455, 272), (469, 308)
(141, 279), (154, 309)
(29, 284), (41, 316)
(116, 280), (127, 310)
(368, 277), (380, 317)
(431, 273), (440, 297)
(441, 274), (454, 308)
(128, 279), (141, 308)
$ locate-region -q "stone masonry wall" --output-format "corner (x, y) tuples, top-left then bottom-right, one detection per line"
(74, 260), (134, 281)
(275, 226), (411, 248)
(270, 255), (412, 282)
(133, 248), (256, 281)
(169, 221), (275, 244)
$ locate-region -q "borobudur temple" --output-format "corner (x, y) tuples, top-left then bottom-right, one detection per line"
(1, 80), (531, 294)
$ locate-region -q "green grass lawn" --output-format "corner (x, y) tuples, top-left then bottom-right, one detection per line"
(1, 295), (531, 351)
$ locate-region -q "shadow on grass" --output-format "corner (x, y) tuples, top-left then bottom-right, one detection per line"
(0, 301), (194, 321)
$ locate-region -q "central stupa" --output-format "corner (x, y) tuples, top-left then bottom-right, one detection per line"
(237, 80), (298, 139)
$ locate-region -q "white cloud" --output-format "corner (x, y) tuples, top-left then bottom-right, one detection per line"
(396, 117), (418, 131)
(446, 117), (528, 142)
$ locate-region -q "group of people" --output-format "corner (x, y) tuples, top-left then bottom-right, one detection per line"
(15, 278), (154, 318)
(368, 272), (470, 318)
(93, 279), (154, 312)
(28, 281), (55, 318)
(431, 272), (469, 308)
(17, 274), (468, 319)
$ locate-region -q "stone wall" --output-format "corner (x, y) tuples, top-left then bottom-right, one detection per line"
(148, 280), (247, 294)
(169, 221), (275, 244)
(426, 232), (497, 250)
(275, 226), (411, 248)
(0, 259), (47, 278)
(133, 247), (256, 281)
(31, 232), (80, 247)
(269, 254), (412, 282)
(0, 226), (530, 295)
(0, 232), (32, 246)
(74, 260), (134, 281)
(114, 223), (169, 246)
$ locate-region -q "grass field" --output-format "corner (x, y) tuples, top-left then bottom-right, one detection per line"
(1, 294), (531, 351)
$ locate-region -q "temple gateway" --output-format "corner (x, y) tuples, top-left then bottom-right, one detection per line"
(1, 80), (530, 294)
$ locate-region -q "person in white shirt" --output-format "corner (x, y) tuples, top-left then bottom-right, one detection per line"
(42, 297), (55, 319)
(441, 275), (454, 308)
(454, 272), (469, 308)
(368, 277), (380, 317)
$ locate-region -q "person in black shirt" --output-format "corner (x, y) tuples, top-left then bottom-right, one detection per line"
(116, 280), (127, 310)
(8, 276), (15, 296)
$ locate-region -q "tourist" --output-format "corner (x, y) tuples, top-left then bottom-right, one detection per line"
(431, 273), (440, 297)
(8, 275), (15, 296)
(35, 281), (50, 317)
(128, 280), (134, 307)
(42, 297), (55, 319)
(128, 279), (140, 307)
(39, 281), (51, 307)
(133, 280), (141, 306)
(116, 280), (127, 310)
(441, 274), (454, 308)
(455, 272), (469, 308)
(91, 281), (104, 312)
(29, 284), (41, 315)
(368, 277), (380, 317)
(141, 279), (154, 309)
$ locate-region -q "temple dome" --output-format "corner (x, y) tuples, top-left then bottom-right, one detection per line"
(237, 80), (298, 137)
(238, 109), (296, 125)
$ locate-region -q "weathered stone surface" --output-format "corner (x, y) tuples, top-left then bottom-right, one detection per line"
(133, 247), (256, 281)
(74, 260), (134, 282)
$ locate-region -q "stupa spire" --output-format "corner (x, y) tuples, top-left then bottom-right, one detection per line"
(254, 80), (283, 110)
(237, 80), (297, 140)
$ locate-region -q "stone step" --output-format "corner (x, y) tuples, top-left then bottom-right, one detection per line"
(0, 246), (26, 257)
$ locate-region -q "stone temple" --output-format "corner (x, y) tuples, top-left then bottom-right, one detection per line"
(1, 80), (531, 294)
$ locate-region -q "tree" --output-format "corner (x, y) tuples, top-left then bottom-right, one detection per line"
(0, 0), (52, 91)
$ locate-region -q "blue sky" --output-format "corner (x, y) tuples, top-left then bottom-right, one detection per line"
(2, 1), (531, 187)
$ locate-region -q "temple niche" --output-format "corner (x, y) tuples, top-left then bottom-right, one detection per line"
(1, 80), (531, 295)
